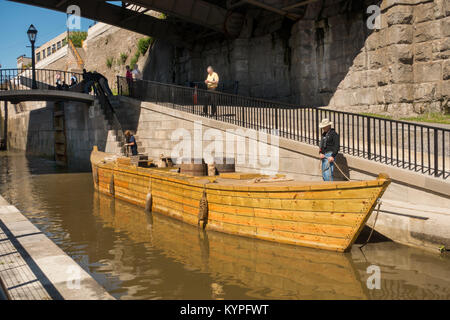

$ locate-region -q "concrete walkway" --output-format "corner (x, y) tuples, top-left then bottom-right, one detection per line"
(0, 195), (113, 300)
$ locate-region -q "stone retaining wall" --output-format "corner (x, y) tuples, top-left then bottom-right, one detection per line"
(157, 0), (449, 117)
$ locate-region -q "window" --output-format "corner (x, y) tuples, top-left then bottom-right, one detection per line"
(57, 41), (61, 49)
(52, 44), (56, 53)
(47, 47), (51, 56)
(42, 50), (45, 58)
(36, 52), (40, 62)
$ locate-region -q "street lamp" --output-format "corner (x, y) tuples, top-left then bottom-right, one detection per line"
(27, 24), (38, 89)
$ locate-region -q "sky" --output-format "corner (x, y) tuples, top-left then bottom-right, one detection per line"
(0, 0), (95, 68)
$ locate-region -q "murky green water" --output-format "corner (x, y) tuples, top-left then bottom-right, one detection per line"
(0, 151), (449, 299)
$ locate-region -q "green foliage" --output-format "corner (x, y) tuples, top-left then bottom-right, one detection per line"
(159, 13), (167, 19)
(359, 112), (450, 124)
(137, 37), (154, 56)
(106, 57), (114, 69)
(400, 113), (450, 125)
(130, 51), (140, 69)
(69, 31), (87, 47)
(119, 52), (128, 65)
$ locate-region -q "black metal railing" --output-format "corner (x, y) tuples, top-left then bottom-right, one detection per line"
(0, 68), (82, 91)
(185, 80), (240, 95)
(118, 76), (448, 180)
(96, 81), (127, 155)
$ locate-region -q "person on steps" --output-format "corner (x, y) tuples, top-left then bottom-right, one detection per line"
(125, 130), (138, 156)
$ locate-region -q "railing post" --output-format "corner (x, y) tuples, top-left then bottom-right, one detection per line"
(275, 107), (279, 131)
(367, 117), (371, 159)
(315, 107), (319, 144)
(434, 128), (439, 177)
(1, 101), (7, 151)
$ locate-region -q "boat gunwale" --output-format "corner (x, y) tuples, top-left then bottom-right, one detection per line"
(95, 160), (390, 194)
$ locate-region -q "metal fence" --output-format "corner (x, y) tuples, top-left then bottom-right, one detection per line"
(0, 68), (82, 91)
(125, 77), (447, 180)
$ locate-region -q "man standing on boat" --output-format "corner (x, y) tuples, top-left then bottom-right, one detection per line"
(319, 119), (340, 181)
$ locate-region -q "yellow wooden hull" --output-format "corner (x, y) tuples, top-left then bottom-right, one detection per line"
(91, 147), (390, 252)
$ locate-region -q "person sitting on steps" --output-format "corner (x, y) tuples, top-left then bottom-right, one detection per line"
(125, 130), (138, 156)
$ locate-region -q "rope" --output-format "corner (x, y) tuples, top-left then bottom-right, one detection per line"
(334, 162), (351, 181)
(360, 199), (382, 249)
(320, 157), (351, 181)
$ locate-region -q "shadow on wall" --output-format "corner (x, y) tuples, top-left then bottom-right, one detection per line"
(142, 40), (175, 84)
(143, 0), (379, 106)
(110, 96), (142, 134)
(24, 100), (109, 172)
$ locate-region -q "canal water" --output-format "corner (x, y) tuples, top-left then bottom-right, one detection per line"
(1, 151), (449, 300)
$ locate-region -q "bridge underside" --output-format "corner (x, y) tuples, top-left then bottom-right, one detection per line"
(10, 0), (320, 47)
(0, 90), (95, 104)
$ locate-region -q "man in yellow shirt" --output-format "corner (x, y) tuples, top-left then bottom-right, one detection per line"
(204, 66), (219, 116)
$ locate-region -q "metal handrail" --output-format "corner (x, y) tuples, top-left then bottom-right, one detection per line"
(95, 82), (126, 155)
(68, 39), (84, 69)
(116, 76), (449, 180)
(0, 68), (83, 91)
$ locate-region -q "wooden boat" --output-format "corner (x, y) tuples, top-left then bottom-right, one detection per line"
(90, 146), (391, 252)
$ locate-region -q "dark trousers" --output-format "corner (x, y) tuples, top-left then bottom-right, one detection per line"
(127, 78), (133, 96)
(203, 88), (217, 116)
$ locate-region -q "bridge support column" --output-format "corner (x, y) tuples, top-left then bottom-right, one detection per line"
(0, 101), (7, 151)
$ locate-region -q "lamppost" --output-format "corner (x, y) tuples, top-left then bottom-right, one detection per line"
(27, 24), (38, 89)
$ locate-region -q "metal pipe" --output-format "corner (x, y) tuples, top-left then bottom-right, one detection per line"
(282, 0), (319, 11)
(240, 0), (301, 20)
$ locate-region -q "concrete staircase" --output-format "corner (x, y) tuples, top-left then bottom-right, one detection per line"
(107, 96), (147, 156)
(97, 97), (147, 158)
(91, 99), (125, 155)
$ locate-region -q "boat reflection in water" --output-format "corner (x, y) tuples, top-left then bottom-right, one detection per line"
(93, 191), (369, 300)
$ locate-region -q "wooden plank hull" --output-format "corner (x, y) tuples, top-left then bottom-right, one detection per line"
(91, 147), (391, 252)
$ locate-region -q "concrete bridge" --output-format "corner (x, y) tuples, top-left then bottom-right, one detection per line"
(10, 0), (316, 45)
(0, 90), (95, 104)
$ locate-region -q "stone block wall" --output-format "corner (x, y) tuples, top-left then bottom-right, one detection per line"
(5, 100), (119, 170)
(83, 23), (150, 90)
(6, 101), (55, 158)
(159, 0), (449, 116)
(328, 0), (450, 116)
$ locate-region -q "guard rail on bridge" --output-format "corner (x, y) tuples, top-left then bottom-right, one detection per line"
(0, 68), (82, 91)
(117, 76), (449, 180)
